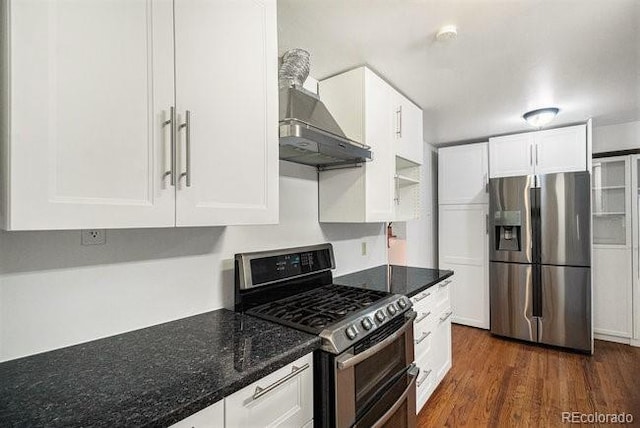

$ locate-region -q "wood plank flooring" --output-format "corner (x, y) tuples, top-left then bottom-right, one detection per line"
(418, 325), (640, 427)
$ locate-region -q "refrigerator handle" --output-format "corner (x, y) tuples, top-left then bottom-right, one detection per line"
(576, 214), (580, 241)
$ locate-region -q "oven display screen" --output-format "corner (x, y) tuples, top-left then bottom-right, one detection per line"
(250, 249), (332, 285)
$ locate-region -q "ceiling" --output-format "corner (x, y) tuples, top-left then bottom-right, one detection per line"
(278, 0), (640, 145)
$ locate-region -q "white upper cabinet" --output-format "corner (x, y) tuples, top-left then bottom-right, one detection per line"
(392, 89), (424, 165)
(489, 124), (587, 178)
(318, 67), (422, 223)
(1, 0), (278, 230)
(4, 0), (176, 230)
(438, 143), (488, 205)
(174, 0), (277, 226)
(489, 133), (535, 178)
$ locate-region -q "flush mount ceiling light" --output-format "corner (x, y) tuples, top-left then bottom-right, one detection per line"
(522, 107), (560, 128)
(436, 25), (458, 41)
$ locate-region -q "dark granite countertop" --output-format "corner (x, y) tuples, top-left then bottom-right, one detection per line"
(0, 309), (321, 427)
(334, 265), (454, 298)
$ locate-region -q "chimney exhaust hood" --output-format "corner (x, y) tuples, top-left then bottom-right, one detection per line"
(278, 50), (371, 170)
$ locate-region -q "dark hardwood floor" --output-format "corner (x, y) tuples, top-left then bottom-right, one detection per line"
(418, 325), (640, 427)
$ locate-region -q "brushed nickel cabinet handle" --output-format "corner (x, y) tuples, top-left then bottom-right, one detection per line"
(163, 107), (176, 185)
(440, 311), (453, 322)
(530, 143), (533, 166)
(439, 279), (451, 288)
(398, 105), (402, 138)
(414, 331), (431, 344)
(416, 369), (432, 388)
(416, 311), (431, 323)
(252, 363), (309, 401)
(179, 110), (191, 187)
(414, 292), (431, 302)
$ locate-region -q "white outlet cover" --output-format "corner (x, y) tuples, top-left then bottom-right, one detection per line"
(81, 229), (106, 246)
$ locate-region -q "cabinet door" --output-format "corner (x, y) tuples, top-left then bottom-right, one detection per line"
(7, 0), (175, 230)
(488, 134), (535, 178)
(169, 399), (224, 428)
(225, 353), (313, 428)
(364, 69), (395, 221)
(393, 92), (423, 165)
(593, 247), (633, 338)
(174, 0), (278, 226)
(438, 143), (488, 204)
(432, 306), (452, 382)
(438, 204), (489, 329)
(534, 125), (587, 175)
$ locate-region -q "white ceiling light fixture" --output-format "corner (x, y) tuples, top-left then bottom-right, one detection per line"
(523, 107), (560, 128)
(436, 25), (458, 42)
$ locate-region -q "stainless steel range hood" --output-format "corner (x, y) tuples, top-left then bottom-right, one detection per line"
(278, 50), (371, 169)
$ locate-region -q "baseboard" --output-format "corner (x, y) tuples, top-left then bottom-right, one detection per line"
(452, 317), (489, 330)
(594, 333), (631, 344)
(630, 338), (640, 347)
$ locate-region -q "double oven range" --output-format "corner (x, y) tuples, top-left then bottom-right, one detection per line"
(235, 244), (418, 428)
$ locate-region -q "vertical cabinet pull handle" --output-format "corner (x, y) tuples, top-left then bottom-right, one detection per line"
(163, 107), (176, 185)
(398, 105), (402, 138)
(535, 144), (539, 166)
(530, 144), (533, 167)
(486, 213), (489, 234)
(180, 110), (191, 187)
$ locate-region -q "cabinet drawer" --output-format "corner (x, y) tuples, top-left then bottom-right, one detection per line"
(225, 353), (313, 428)
(432, 279), (452, 315)
(410, 288), (435, 313)
(415, 354), (436, 413)
(413, 323), (435, 361)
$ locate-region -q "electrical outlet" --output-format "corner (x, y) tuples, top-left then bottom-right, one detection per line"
(81, 229), (106, 246)
(361, 241), (367, 256)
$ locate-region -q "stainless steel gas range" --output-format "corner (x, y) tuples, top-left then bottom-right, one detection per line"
(235, 244), (418, 428)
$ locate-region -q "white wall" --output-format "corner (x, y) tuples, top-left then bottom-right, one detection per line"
(593, 120), (640, 153)
(404, 142), (438, 268)
(0, 161), (387, 362)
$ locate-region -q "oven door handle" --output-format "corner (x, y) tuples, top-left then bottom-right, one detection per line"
(336, 311), (416, 370)
(369, 364), (419, 428)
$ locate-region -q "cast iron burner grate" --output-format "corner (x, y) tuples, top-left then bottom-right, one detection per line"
(246, 284), (388, 334)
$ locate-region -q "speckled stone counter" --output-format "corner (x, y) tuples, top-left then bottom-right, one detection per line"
(0, 309), (321, 427)
(335, 265), (454, 298)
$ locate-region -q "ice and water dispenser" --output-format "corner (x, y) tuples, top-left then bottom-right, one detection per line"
(494, 210), (522, 252)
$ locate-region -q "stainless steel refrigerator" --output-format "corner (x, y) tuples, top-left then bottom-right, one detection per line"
(489, 172), (592, 353)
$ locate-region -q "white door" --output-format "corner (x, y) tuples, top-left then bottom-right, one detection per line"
(439, 204), (489, 329)
(488, 134), (535, 178)
(534, 124), (587, 175)
(364, 70), (395, 221)
(174, 0), (278, 226)
(438, 143), (488, 204)
(393, 92), (423, 165)
(7, 0), (175, 230)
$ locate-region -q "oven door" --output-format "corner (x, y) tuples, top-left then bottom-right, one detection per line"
(334, 311), (417, 428)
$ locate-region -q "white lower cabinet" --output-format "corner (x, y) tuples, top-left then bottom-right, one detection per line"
(410, 278), (453, 413)
(170, 353), (313, 428)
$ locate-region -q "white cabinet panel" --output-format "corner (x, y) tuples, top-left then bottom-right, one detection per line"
(438, 143), (488, 204)
(393, 91), (423, 165)
(174, 0), (278, 226)
(535, 125), (587, 174)
(489, 133), (534, 178)
(225, 353), (313, 428)
(6, 0), (175, 230)
(593, 247), (633, 339)
(169, 399), (224, 428)
(438, 204), (489, 329)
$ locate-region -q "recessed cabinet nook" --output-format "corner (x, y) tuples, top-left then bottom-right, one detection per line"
(1, 0), (278, 230)
(318, 66), (424, 223)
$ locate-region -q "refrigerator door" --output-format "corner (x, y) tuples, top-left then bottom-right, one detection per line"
(539, 172), (591, 267)
(490, 262), (536, 342)
(489, 176), (534, 264)
(538, 265), (592, 352)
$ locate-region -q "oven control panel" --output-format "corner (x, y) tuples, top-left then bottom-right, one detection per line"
(321, 295), (413, 353)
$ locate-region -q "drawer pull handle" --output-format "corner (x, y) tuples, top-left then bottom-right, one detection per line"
(414, 331), (431, 344)
(439, 280), (451, 288)
(253, 363), (310, 401)
(440, 311), (453, 322)
(416, 312), (431, 323)
(414, 292), (431, 302)
(416, 369), (432, 388)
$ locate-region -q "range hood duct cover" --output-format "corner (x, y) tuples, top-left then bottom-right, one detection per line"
(278, 49), (371, 169)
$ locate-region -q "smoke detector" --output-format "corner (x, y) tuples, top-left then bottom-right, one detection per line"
(436, 25), (458, 41)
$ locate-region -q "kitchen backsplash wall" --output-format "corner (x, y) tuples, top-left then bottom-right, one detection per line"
(0, 161), (387, 362)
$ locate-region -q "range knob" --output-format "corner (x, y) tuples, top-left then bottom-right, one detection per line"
(345, 325), (358, 340)
(375, 310), (386, 323)
(387, 304), (397, 316)
(397, 298), (407, 309)
(361, 317), (373, 330)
